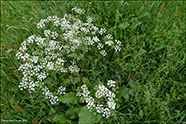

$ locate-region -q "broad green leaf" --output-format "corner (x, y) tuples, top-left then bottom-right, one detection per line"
(75, 107), (82, 115)
(117, 86), (129, 98)
(53, 115), (67, 123)
(82, 77), (92, 90)
(65, 106), (77, 120)
(118, 22), (129, 30)
(59, 92), (78, 104)
(78, 106), (101, 124)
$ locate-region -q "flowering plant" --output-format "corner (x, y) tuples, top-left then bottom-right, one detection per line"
(16, 7), (122, 122)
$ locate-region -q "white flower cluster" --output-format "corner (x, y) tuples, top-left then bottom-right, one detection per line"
(58, 86), (66, 95)
(107, 80), (116, 87)
(44, 30), (59, 39)
(15, 35), (80, 104)
(68, 60), (80, 73)
(114, 40), (121, 52)
(41, 86), (66, 104)
(36, 7), (122, 57)
(42, 86), (59, 104)
(95, 84), (116, 111)
(42, 86), (66, 104)
(76, 80), (117, 118)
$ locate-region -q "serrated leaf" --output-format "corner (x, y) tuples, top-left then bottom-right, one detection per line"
(78, 106), (101, 124)
(82, 77), (92, 90)
(53, 115), (67, 123)
(118, 22), (129, 29)
(65, 106), (77, 120)
(59, 92), (78, 104)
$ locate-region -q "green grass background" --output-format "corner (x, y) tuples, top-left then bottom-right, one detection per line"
(1, 1), (186, 123)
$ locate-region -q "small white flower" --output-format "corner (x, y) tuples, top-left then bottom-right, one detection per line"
(44, 30), (51, 37)
(105, 40), (114, 46)
(58, 86), (66, 95)
(114, 45), (121, 52)
(106, 34), (113, 39)
(100, 50), (107, 56)
(97, 43), (104, 50)
(76, 92), (81, 96)
(99, 28), (107, 35)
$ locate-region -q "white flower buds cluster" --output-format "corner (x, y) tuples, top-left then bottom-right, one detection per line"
(76, 80), (117, 118)
(41, 86), (66, 104)
(42, 86), (59, 104)
(58, 86), (66, 95)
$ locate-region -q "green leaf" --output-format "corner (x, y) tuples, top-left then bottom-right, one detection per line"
(129, 17), (137, 23)
(65, 106), (77, 120)
(67, 53), (77, 58)
(44, 78), (54, 85)
(59, 92), (78, 104)
(117, 103), (121, 109)
(115, 13), (120, 25)
(134, 49), (147, 58)
(82, 77), (92, 90)
(118, 22), (130, 29)
(49, 108), (56, 115)
(63, 78), (71, 85)
(73, 77), (80, 85)
(40, 102), (46, 109)
(138, 12), (149, 19)
(77, 53), (84, 61)
(78, 106), (101, 124)
(75, 107), (82, 115)
(117, 86), (129, 98)
(131, 21), (142, 31)
(53, 115), (67, 123)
